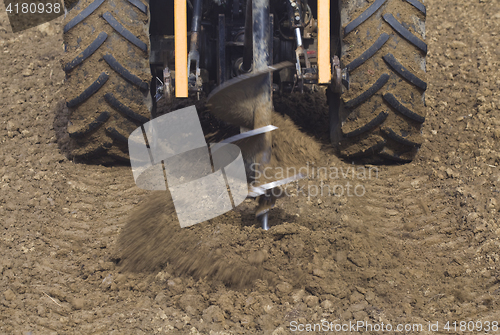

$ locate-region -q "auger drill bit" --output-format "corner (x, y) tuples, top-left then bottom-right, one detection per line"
(207, 0), (309, 230)
(207, 60), (293, 230)
(207, 61), (293, 222)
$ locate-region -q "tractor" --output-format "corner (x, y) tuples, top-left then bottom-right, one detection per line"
(61, 0), (427, 228)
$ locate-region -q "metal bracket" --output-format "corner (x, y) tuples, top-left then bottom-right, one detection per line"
(154, 67), (174, 103)
(289, 0), (318, 91)
(331, 55), (342, 93)
(331, 55), (349, 93)
(154, 77), (163, 102)
(187, 48), (202, 98)
(294, 43), (312, 92)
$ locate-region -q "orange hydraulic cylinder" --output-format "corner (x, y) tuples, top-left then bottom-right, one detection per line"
(174, 0), (188, 97)
(317, 0), (331, 84)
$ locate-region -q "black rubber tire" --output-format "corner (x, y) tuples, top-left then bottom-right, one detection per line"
(62, 0), (151, 162)
(331, 0), (427, 163)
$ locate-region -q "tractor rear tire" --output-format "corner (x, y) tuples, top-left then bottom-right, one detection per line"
(331, 0), (427, 163)
(62, 0), (151, 162)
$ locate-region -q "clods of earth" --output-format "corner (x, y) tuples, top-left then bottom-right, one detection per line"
(1, 0), (500, 334)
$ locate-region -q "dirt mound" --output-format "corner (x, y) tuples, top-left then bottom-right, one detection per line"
(270, 111), (324, 169)
(4, 0), (500, 333)
(117, 109), (324, 286)
(117, 191), (270, 287)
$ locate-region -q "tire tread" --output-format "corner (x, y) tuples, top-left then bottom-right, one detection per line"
(334, 0), (427, 163)
(62, 0), (150, 162)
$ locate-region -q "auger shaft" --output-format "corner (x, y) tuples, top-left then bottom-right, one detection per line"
(251, 0), (274, 229)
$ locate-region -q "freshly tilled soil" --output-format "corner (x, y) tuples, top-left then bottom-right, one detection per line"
(1, 0), (500, 334)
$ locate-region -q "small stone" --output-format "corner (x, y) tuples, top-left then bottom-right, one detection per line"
(263, 302), (273, 313)
(271, 326), (288, 335)
(101, 274), (113, 287)
(6, 121), (18, 132)
(37, 22), (56, 36)
(155, 271), (171, 282)
(450, 40), (466, 49)
(48, 288), (67, 302)
(240, 314), (253, 326)
(22, 68), (33, 77)
(97, 261), (114, 271)
(340, 310), (352, 320)
(115, 273), (127, 284)
(477, 95), (487, 103)
(468, 212), (479, 221)
(364, 290), (375, 301)
(488, 198), (497, 209)
(71, 298), (85, 310)
(291, 289), (305, 303)
(202, 305), (225, 323)
(154, 292), (167, 304)
(104, 202), (119, 209)
(350, 301), (368, 312)
(312, 269), (325, 278)
(320, 300), (334, 310)
(33, 172), (45, 180)
(248, 250), (267, 265)
(441, 21), (454, 29)
(3, 259), (13, 269)
(3, 289), (15, 301)
(403, 302), (412, 315)
(361, 268), (377, 280)
(276, 282), (293, 295)
(350, 291), (364, 303)
(459, 142), (470, 150)
(482, 88), (492, 97)
(352, 311), (368, 320)
(355, 286), (366, 294)
(179, 294), (205, 314)
(4, 202), (15, 211)
(37, 305), (46, 316)
(217, 293), (235, 313)
(303, 295), (319, 307)
(167, 277), (184, 294)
